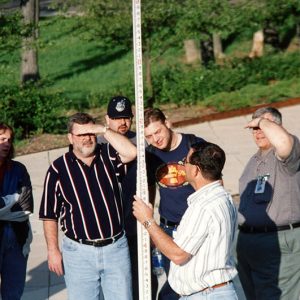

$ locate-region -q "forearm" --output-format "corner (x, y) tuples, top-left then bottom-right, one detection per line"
(72, 123), (137, 163)
(133, 196), (190, 265)
(146, 221), (190, 265)
(104, 128), (137, 163)
(43, 220), (60, 251)
(259, 118), (294, 158)
(43, 219), (64, 276)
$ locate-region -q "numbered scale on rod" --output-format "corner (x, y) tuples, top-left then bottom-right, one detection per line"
(132, 1), (152, 300)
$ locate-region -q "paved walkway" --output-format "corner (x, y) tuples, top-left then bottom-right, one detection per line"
(12, 103), (300, 299)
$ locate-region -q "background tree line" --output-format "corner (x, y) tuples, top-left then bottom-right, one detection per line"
(0, 0), (300, 138)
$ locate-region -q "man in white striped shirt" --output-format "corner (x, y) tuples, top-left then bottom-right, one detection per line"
(133, 141), (238, 299)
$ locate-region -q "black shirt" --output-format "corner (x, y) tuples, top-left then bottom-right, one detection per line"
(39, 144), (124, 240)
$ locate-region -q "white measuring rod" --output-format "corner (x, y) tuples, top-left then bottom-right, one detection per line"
(132, 0), (152, 299)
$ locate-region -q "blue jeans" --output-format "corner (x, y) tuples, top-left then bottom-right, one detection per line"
(179, 282), (238, 300)
(158, 224), (179, 300)
(62, 234), (132, 300)
(0, 224), (28, 300)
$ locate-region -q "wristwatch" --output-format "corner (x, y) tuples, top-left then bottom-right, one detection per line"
(103, 125), (109, 134)
(143, 218), (155, 229)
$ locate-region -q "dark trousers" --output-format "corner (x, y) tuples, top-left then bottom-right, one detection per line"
(0, 224), (28, 300)
(237, 229), (300, 300)
(158, 224), (179, 300)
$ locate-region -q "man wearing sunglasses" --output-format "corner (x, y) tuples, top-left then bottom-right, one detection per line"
(237, 107), (300, 299)
(133, 141), (238, 299)
(39, 112), (136, 300)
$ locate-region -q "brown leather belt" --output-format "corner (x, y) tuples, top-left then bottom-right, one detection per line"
(200, 280), (232, 292)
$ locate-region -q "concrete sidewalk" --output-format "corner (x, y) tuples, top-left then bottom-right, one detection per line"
(14, 104), (300, 299)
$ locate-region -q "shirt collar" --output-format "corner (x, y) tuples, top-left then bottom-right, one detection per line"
(187, 180), (222, 206)
(255, 147), (274, 159)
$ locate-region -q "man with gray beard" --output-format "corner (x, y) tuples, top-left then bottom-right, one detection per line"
(39, 112), (136, 300)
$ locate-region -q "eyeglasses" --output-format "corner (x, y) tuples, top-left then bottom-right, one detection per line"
(110, 117), (132, 121)
(251, 127), (261, 132)
(182, 157), (192, 165)
(71, 133), (96, 138)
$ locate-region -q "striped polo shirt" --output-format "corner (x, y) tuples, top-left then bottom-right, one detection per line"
(39, 144), (124, 240)
(168, 181), (238, 295)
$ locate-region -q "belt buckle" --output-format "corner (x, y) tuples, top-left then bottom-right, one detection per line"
(166, 224), (175, 229)
(92, 231), (122, 246)
(93, 239), (105, 247)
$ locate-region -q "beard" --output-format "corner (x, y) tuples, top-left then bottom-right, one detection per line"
(75, 141), (96, 158)
(118, 125), (128, 134)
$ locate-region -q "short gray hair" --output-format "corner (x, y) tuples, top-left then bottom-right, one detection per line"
(252, 107), (282, 125)
(67, 113), (95, 133)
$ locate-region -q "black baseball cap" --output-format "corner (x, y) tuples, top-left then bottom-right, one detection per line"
(107, 96), (133, 119)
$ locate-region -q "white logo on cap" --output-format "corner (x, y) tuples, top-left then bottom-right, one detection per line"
(115, 99), (126, 112)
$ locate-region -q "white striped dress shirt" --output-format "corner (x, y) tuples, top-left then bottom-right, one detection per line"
(168, 181), (238, 295)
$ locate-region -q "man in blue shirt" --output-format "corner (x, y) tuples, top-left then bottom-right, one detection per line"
(144, 108), (205, 300)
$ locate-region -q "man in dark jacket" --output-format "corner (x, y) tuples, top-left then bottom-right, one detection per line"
(0, 123), (33, 300)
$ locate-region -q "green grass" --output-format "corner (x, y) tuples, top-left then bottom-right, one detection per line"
(38, 17), (135, 104)
(203, 77), (300, 111)
(0, 15), (299, 113)
(0, 16), (137, 105)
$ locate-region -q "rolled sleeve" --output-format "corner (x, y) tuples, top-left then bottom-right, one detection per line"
(282, 135), (300, 174)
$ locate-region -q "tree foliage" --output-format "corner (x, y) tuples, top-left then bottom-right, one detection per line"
(0, 12), (22, 52)
(176, 0), (241, 41)
(239, 0), (300, 47)
(65, 1), (182, 99)
(0, 82), (68, 139)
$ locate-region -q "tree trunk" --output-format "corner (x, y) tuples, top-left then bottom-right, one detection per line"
(249, 30), (264, 58)
(287, 25), (300, 51)
(212, 33), (225, 63)
(21, 0), (40, 83)
(184, 39), (201, 64)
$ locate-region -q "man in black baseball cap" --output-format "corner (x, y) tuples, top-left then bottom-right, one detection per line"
(107, 95), (133, 118)
(98, 95), (158, 300)
(98, 95), (135, 143)
(105, 96), (135, 136)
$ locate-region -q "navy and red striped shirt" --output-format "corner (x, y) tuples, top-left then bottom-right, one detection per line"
(39, 144), (125, 240)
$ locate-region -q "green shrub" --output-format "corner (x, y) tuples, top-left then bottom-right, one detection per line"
(203, 77), (300, 111)
(0, 82), (69, 139)
(153, 51), (300, 105)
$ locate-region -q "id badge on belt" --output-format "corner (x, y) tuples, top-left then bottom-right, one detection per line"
(254, 174), (270, 194)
